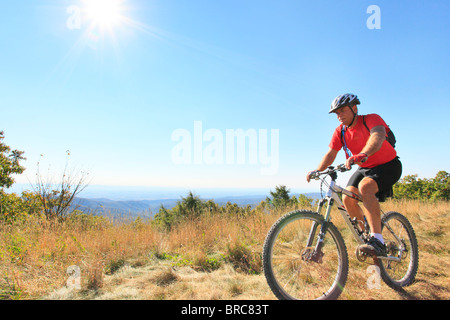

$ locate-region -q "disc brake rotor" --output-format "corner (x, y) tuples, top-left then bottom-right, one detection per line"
(301, 247), (323, 264)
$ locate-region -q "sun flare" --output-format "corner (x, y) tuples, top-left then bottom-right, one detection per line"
(84, 0), (124, 29)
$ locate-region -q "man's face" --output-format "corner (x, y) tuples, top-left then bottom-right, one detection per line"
(334, 105), (357, 126)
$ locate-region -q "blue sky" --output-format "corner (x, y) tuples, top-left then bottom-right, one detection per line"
(1, 0), (449, 197)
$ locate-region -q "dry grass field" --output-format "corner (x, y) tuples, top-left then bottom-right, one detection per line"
(0, 199), (448, 300)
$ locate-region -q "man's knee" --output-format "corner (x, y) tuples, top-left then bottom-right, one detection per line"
(358, 178), (379, 197)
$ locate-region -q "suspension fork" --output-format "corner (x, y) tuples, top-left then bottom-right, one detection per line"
(306, 197), (334, 251)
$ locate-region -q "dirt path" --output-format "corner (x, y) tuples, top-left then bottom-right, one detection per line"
(46, 259), (275, 300)
(45, 254), (449, 301)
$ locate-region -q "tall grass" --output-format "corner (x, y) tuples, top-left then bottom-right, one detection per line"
(0, 200), (448, 300)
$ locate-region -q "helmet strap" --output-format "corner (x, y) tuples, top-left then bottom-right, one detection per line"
(347, 105), (358, 127)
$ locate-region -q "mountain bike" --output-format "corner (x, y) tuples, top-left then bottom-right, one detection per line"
(262, 164), (419, 300)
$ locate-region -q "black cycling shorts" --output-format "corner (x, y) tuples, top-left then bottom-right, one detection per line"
(347, 157), (402, 202)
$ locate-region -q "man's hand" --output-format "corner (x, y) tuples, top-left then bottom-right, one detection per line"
(306, 170), (319, 182)
(346, 153), (368, 169)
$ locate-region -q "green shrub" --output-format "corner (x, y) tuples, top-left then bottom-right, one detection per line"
(225, 241), (261, 275)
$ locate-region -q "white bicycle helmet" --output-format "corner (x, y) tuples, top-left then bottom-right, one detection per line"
(329, 94), (360, 114)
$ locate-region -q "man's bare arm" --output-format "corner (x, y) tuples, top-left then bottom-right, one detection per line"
(361, 125), (386, 157)
(345, 125), (387, 169)
(307, 148), (338, 182)
(317, 148), (338, 171)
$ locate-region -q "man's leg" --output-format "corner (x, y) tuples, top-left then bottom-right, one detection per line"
(358, 177), (381, 234)
(342, 186), (365, 231)
(357, 177), (387, 256)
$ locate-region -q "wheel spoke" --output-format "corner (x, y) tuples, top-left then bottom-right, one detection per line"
(380, 211), (419, 289)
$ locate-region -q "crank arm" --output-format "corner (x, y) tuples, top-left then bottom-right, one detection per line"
(377, 256), (401, 262)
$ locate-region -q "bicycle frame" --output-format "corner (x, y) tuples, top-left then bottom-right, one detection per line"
(305, 165), (366, 256)
(316, 179), (366, 245)
(308, 165), (403, 263)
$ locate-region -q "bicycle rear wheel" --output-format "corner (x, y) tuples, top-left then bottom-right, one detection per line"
(263, 210), (349, 300)
(379, 211), (419, 290)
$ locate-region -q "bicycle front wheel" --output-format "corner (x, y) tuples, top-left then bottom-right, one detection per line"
(263, 210), (349, 300)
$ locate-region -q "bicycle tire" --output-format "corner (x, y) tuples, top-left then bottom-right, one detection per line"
(379, 211), (419, 290)
(263, 210), (349, 300)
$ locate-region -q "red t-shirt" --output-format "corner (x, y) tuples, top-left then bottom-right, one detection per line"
(329, 114), (397, 168)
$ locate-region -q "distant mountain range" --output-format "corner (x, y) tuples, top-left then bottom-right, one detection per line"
(71, 193), (322, 218)
(9, 183), (322, 218)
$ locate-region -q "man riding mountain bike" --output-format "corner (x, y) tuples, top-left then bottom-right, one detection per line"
(306, 93), (402, 258)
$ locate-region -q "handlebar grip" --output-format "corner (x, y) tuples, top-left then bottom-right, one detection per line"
(337, 164), (349, 172)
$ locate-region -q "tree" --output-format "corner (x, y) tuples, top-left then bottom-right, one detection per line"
(153, 205), (175, 230)
(0, 190), (43, 222)
(180, 191), (203, 215)
(31, 152), (90, 221)
(393, 174), (423, 200)
(295, 194), (315, 208)
(430, 171), (449, 201)
(268, 185), (291, 208)
(0, 131), (32, 221)
(0, 131), (26, 189)
(169, 191), (204, 219)
(393, 171), (450, 201)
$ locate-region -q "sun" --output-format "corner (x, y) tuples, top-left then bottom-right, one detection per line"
(84, 0), (124, 29)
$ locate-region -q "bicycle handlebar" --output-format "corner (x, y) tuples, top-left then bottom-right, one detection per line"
(310, 163), (352, 180)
